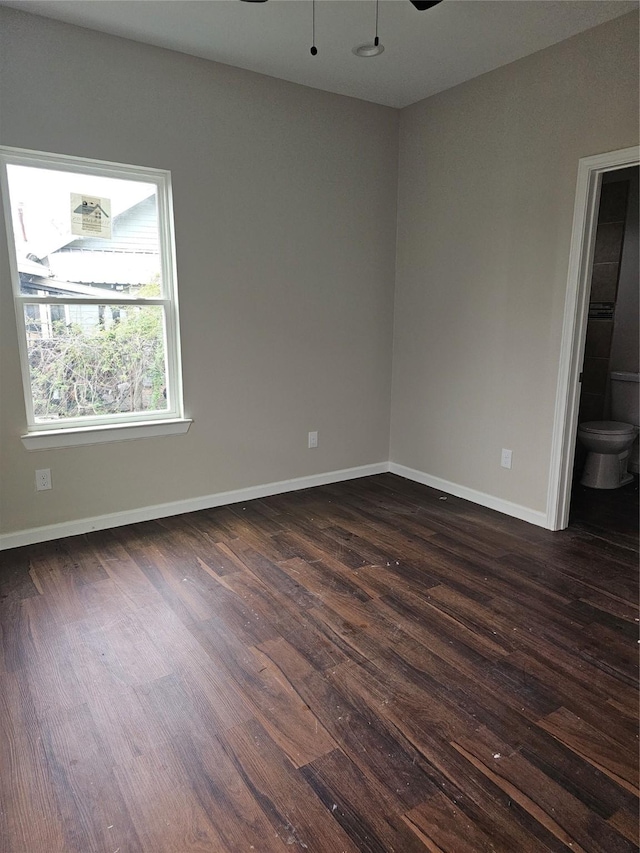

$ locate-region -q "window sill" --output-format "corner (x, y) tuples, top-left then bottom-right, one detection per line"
(21, 418), (192, 450)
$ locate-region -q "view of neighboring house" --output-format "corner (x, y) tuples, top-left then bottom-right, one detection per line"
(20, 192), (161, 336)
(48, 194), (160, 290)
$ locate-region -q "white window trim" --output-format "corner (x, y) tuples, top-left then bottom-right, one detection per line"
(0, 146), (191, 447)
(21, 418), (192, 450)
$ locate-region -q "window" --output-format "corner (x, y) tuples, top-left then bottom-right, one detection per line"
(0, 147), (190, 448)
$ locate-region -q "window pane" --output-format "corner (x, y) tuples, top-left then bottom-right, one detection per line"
(24, 303), (169, 421)
(6, 164), (163, 298)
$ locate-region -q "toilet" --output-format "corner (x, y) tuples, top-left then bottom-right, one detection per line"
(578, 371), (639, 489)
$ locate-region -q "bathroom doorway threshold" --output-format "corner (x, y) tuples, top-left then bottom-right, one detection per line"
(546, 145), (640, 532)
(569, 476), (639, 552)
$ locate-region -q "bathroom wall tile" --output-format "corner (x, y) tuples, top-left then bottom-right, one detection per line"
(590, 262), (619, 302)
(581, 356), (609, 395)
(598, 180), (629, 224)
(578, 391), (605, 424)
(584, 319), (614, 359)
(593, 222), (625, 264)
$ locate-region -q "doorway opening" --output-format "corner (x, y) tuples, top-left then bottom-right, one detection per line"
(570, 165), (639, 546)
(547, 146), (639, 533)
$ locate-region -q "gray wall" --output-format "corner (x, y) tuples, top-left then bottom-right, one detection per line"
(1, 8), (638, 538)
(0, 7), (398, 535)
(390, 12), (639, 512)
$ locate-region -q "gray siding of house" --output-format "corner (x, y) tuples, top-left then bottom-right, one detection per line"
(60, 194), (159, 254)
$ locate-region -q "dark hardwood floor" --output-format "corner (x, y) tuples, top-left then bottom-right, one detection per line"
(570, 474), (639, 552)
(1, 473), (638, 852)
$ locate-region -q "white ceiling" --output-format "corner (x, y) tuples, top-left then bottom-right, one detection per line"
(3, 0), (637, 107)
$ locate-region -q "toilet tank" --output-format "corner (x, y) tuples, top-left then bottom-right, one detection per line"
(610, 372), (639, 427)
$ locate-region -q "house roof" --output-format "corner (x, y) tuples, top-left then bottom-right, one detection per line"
(19, 273), (124, 299)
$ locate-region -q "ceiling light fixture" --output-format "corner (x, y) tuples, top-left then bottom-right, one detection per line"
(352, 0), (384, 58)
(352, 42), (384, 58)
(239, 0), (443, 58)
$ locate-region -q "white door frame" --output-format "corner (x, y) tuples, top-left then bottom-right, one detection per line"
(546, 145), (640, 531)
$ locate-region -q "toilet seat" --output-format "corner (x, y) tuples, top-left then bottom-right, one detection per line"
(579, 421), (635, 436)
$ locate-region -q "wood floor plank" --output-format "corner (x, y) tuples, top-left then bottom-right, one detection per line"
(226, 540), (320, 610)
(517, 726), (640, 820)
(190, 618), (337, 767)
(89, 537), (166, 611)
(40, 701), (142, 853)
(399, 740), (574, 853)
(608, 808), (640, 844)
(301, 748), (430, 853)
(379, 585), (511, 660)
(538, 707), (639, 791)
(220, 717), (360, 852)
(113, 746), (225, 853)
(64, 620), (161, 765)
(258, 637), (442, 810)
(452, 728), (637, 853)
(21, 596), (86, 719)
(267, 600), (353, 672)
(505, 649), (638, 751)
(168, 729), (291, 852)
(0, 546), (41, 604)
(278, 554), (377, 605)
(0, 671), (66, 853)
(0, 594), (38, 673)
(404, 793), (528, 853)
(137, 603), (254, 733)
(26, 554), (87, 625)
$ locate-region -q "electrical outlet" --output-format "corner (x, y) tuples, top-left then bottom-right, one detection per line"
(35, 468), (52, 491)
(501, 449), (512, 470)
(308, 431), (318, 449)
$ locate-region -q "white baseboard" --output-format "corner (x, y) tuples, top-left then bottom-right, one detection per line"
(0, 462), (390, 551)
(389, 462), (549, 529)
(0, 459), (552, 551)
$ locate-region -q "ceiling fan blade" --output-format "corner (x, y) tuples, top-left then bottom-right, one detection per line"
(409, 0), (443, 9)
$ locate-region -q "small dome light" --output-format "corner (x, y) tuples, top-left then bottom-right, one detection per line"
(352, 42), (385, 57)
